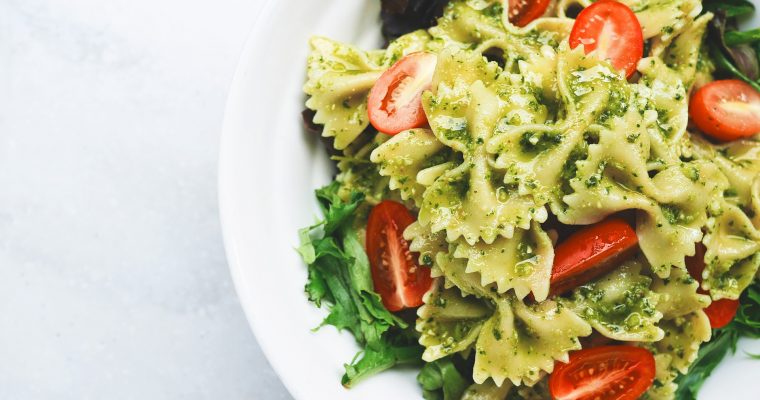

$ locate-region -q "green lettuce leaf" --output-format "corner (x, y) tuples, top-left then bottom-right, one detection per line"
(707, 10), (760, 89)
(674, 281), (760, 400)
(315, 183), (363, 236)
(725, 28), (760, 46)
(417, 357), (470, 400)
(703, 0), (755, 17)
(343, 328), (424, 387)
(297, 182), (422, 386)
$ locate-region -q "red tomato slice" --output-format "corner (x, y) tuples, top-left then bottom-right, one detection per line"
(550, 345), (656, 400)
(508, 0), (551, 27)
(366, 200), (433, 312)
(686, 244), (740, 329)
(689, 79), (760, 142)
(367, 52), (437, 135)
(549, 218), (638, 297)
(569, 0), (644, 78)
(704, 298), (740, 329)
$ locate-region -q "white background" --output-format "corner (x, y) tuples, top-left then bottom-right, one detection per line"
(2, 0), (760, 399)
(0, 0), (291, 398)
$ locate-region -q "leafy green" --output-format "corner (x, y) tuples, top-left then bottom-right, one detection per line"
(733, 282), (760, 336)
(343, 328), (424, 387)
(673, 327), (740, 399)
(709, 43), (760, 91)
(418, 357), (471, 400)
(674, 281), (760, 400)
(725, 28), (760, 46)
(707, 10), (760, 90)
(296, 226), (317, 264)
(315, 184), (363, 236)
(297, 182), (423, 387)
(703, 0), (755, 17)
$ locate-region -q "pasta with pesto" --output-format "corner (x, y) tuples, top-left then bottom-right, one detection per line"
(298, 0), (760, 398)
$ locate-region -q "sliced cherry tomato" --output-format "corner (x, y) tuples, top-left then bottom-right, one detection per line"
(550, 345), (656, 400)
(367, 52), (437, 135)
(508, 0), (551, 27)
(366, 200), (433, 312)
(686, 244), (740, 329)
(704, 298), (740, 329)
(569, 0), (644, 78)
(549, 218), (638, 297)
(689, 79), (760, 142)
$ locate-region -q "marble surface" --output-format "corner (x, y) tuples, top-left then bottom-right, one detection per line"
(0, 0), (291, 398)
(3, 0), (760, 399)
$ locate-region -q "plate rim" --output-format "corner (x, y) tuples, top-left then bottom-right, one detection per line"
(217, 0), (294, 398)
(219, 1), (760, 399)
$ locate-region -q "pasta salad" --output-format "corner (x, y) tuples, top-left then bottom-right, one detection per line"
(296, 0), (760, 399)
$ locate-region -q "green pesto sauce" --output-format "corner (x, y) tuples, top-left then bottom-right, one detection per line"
(519, 130), (562, 154)
(585, 160), (608, 188)
(661, 204), (695, 226)
(574, 278), (657, 335)
(558, 144), (588, 199)
(481, 3), (503, 20)
(596, 88), (630, 125)
(448, 170), (471, 201)
(433, 320), (482, 353)
(421, 147), (457, 169)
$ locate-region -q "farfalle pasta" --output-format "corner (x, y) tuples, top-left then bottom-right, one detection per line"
(299, 0), (760, 398)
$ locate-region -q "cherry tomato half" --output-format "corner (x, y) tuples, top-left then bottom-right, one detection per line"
(549, 218), (639, 297)
(367, 52), (437, 135)
(689, 79), (760, 142)
(686, 243), (740, 329)
(508, 0), (551, 27)
(704, 298), (740, 329)
(569, 0), (644, 78)
(550, 345), (656, 400)
(366, 200), (433, 312)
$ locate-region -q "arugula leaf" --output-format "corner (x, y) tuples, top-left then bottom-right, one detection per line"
(418, 357), (471, 400)
(315, 237), (368, 336)
(725, 28), (760, 46)
(296, 226), (317, 264)
(298, 182), (423, 387)
(343, 226), (406, 330)
(709, 43), (760, 91)
(734, 282), (760, 336)
(673, 329), (740, 400)
(674, 280), (760, 400)
(707, 11), (760, 89)
(315, 183), (363, 236)
(303, 184), (400, 343)
(703, 0), (755, 17)
(305, 260), (330, 306)
(343, 333), (424, 387)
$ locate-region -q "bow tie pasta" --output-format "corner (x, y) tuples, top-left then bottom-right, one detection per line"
(299, 0), (760, 398)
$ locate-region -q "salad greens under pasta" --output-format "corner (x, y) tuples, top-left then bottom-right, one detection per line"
(297, 0), (760, 399)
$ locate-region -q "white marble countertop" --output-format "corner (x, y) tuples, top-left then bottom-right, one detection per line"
(1, 0), (291, 398)
(5, 0), (760, 399)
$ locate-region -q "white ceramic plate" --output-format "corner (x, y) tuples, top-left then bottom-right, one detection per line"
(219, 1), (760, 399)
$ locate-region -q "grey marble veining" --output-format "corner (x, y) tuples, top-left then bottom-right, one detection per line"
(0, 0), (291, 398)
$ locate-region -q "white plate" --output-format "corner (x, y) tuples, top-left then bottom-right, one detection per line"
(219, 1), (760, 399)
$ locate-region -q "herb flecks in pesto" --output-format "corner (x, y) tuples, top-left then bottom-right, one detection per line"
(661, 204), (695, 226)
(519, 131), (562, 154)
